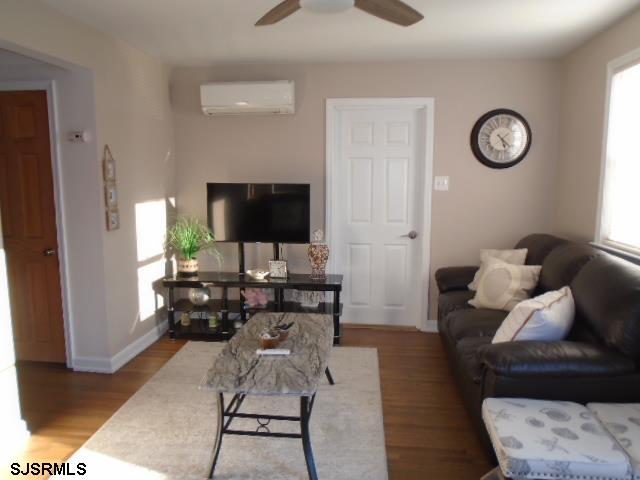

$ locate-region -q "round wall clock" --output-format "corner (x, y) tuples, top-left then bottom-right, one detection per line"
(470, 109), (532, 169)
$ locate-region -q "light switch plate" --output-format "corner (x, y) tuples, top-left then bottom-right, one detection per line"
(434, 176), (450, 191)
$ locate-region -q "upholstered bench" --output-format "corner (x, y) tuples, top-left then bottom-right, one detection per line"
(481, 398), (634, 480)
(589, 403), (640, 479)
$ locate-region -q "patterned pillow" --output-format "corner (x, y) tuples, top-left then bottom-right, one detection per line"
(492, 287), (575, 344)
(483, 398), (631, 480)
(468, 248), (528, 291)
(469, 258), (541, 311)
(588, 403), (640, 479)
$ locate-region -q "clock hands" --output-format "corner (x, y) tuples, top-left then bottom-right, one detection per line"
(497, 133), (512, 149)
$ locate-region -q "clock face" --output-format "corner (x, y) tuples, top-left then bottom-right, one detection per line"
(471, 109), (532, 169)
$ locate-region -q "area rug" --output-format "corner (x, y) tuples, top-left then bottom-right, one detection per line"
(54, 342), (388, 479)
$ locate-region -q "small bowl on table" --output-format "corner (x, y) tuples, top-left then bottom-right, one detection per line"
(260, 331), (281, 350)
(246, 269), (270, 280)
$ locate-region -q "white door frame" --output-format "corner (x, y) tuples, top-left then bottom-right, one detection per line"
(0, 80), (74, 366)
(325, 97), (435, 331)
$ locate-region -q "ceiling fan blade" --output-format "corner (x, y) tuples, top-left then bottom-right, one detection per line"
(355, 0), (423, 26)
(255, 0), (301, 26)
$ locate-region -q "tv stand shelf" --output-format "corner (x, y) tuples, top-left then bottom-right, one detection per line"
(173, 298), (343, 316)
(162, 272), (343, 344)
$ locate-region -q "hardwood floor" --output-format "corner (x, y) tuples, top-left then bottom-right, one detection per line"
(10, 327), (491, 479)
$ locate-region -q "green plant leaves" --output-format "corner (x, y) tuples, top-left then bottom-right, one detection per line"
(166, 216), (222, 265)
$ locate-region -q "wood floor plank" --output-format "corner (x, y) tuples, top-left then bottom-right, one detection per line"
(7, 327), (491, 479)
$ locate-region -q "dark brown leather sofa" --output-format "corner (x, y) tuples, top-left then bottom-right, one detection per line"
(435, 234), (640, 450)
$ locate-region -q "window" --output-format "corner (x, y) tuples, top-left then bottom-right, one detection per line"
(598, 54), (640, 256)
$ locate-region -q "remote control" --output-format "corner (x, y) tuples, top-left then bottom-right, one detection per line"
(256, 349), (291, 356)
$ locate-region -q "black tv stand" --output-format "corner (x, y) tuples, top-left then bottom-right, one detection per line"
(162, 272), (343, 345)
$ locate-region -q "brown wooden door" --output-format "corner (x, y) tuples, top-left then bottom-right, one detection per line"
(0, 90), (66, 363)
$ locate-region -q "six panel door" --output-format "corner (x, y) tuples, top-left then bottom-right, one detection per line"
(335, 106), (426, 326)
(0, 90), (66, 363)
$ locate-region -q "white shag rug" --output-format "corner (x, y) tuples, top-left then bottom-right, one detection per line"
(54, 342), (388, 479)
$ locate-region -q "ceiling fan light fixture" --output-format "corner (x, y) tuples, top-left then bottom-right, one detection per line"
(299, 0), (355, 14)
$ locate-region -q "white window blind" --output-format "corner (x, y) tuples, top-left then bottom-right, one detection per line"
(599, 59), (640, 255)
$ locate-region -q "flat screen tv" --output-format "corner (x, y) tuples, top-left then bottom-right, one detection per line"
(207, 183), (310, 243)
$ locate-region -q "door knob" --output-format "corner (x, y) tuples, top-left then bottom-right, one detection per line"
(401, 231), (418, 239)
(43, 248), (56, 257)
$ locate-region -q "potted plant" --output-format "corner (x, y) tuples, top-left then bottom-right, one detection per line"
(166, 216), (222, 276)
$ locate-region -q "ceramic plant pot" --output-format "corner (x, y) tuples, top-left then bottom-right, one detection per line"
(308, 243), (329, 280)
(178, 258), (198, 277)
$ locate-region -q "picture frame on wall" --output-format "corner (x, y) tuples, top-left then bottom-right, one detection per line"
(106, 209), (120, 231)
(103, 145), (116, 181)
(104, 182), (118, 209)
(103, 144), (120, 231)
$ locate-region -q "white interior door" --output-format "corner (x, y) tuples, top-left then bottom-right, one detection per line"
(327, 99), (434, 328)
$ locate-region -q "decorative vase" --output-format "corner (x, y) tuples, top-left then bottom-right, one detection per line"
(308, 229), (329, 280)
(178, 257), (198, 276)
(189, 287), (210, 306)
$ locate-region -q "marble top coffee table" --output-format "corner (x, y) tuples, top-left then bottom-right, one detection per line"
(201, 312), (334, 480)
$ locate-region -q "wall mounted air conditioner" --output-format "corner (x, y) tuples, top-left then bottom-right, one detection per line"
(200, 81), (295, 115)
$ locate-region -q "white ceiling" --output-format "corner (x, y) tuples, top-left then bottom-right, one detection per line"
(41, 0), (640, 65)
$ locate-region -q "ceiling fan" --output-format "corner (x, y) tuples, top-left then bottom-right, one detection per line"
(256, 0), (424, 27)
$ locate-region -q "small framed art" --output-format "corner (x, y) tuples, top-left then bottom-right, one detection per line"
(106, 209), (120, 231)
(103, 145), (116, 181)
(104, 182), (118, 209)
(268, 260), (288, 278)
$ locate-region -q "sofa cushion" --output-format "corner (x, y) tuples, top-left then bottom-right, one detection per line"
(571, 254), (640, 359)
(438, 290), (474, 320)
(444, 308), (507, 343)
(515, 234), (568, 266)
(456, 336), (492, 384)
(538, 243), (602, 293)
(479, 340), (636, 378)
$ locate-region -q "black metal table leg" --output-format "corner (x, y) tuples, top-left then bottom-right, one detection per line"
(168, 287), (176, 339)
(300, 395), (318, 480)
(333, 289), (340, 345)
(325, 367), (335, 385)
(209, 393), (225, 479)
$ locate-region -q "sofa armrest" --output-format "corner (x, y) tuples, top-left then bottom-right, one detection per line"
(478, 341), (636, 378)
(435, 266), (478, 293)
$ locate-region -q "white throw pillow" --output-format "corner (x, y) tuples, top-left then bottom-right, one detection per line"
(468, 248), (528, 291)
(468, 257), (541, 311)
(492, 286), (575, 343)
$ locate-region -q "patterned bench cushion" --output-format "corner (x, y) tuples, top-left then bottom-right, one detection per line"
(482, 398), (631, 480)
(589, 403), (640, 480)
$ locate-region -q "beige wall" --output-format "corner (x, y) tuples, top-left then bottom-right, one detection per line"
(171, 60), (561, 319)
(555, 8), (640, 240)
(0, 0), (175, 368)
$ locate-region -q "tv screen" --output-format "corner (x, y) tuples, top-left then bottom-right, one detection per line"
(207, 183), (310, 243)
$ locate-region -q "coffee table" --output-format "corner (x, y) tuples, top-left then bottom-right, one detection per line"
(201, 312), (334, 480)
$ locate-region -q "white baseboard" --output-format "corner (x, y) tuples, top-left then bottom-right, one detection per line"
(423, 319), (439, 333)
(71, 355), (113, 373)
(73, 320), (168, 374)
